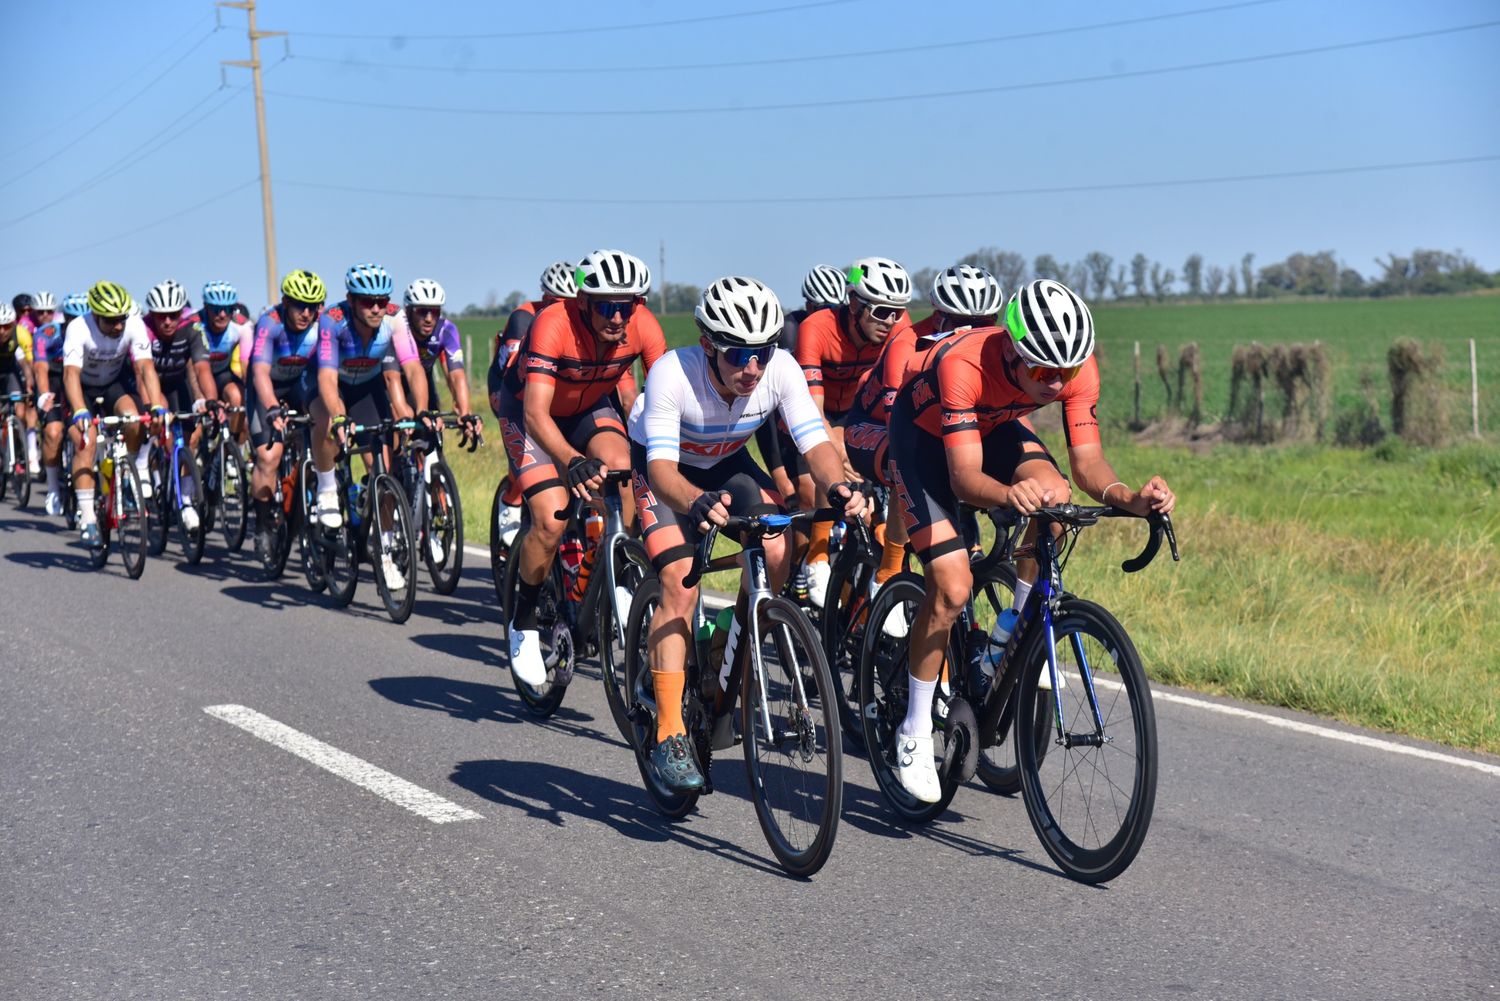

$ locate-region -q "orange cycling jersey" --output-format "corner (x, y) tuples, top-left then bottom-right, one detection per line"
(849, 313), (952, 424)
(523, 299), (667, 417)
(903, 326), (1101, 449)
(794, 305), (911, 417)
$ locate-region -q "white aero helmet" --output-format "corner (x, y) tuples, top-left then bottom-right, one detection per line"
(801, 264), (846, 308)
(32, 290), (58, 312)
(1005, 279), (1096, 368)
(931, 264), (1002, 319)
(575, 249), (651, 297)
(695, 276), (784, 348)
(146, 279), (188, 313)
(404, 278), (446, 307)
(846, 256), (912, 307)
(540, 260), (577, 299)
(0, 303), (14, 325)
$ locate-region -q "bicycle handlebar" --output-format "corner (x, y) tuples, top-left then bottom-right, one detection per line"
(553, 468), (633, 522)
(683, 510), (815, 590)
(992, 503), (1179, 573)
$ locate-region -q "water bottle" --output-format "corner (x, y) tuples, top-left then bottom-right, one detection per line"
(346, 480), (363, 527)
(981, 608), (1020, 675)
(559, 536), (584, 576)
(829, 520), (846, 554)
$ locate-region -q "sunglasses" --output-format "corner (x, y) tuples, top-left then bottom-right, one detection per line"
(355, 295), (390, 309)
(718, 344), (776, 367)
(286, 299), (322, 313)
(410, 306), (442, 320)
(591, 300), (636, 321)
(205, 304), (236, 316)
(1025, 364), (1082, 383)
(864, 303), (904, 323)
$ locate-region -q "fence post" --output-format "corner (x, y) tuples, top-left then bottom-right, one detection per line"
(1133, 341), (1141, 426)
(1473, 337), (1481, 438)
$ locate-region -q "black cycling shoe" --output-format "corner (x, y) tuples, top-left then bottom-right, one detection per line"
(254, 522), (277, 564)
(650, 733), (705, 793)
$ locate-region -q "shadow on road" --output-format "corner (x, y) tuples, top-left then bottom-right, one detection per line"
(6, 548), (103, 574)
(369, 674), (628, 750)
(450, 758), (788, 878)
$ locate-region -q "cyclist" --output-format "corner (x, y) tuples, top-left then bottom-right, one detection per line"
(843, 263), (1004, 622)
(190, 280), (255, 441)
(794, 256), (913, 609)
(489, 261), (576, 546)
(629, 276), (865, 793)
(396, 278), (482, 442)
(313, 263), (428, 586)
(1, 302), (36, 476)
(62, 281), (169, 546)
(885, 279), (1176, 802)
(31, 294), (87, 515)
(142, 280), (212, 528)
(247, 269), (326, 560)
(500, 248), (664, 686)
(15, 291), (55, 473)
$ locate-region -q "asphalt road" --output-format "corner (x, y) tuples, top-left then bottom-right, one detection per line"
(2, 506), (1496, 1000)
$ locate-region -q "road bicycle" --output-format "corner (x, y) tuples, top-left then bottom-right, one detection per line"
(320, 418), (419, 623)
(144, 412), (206, 565)
(622, 510), (842, 877)
(84, 410), (149, 579)
(393, 412), (477, 596)
(0, 390), (32, 509)
(199, 405), (249, 553)
(498, 469), (652, 731)
(859, 504), (1177, 883)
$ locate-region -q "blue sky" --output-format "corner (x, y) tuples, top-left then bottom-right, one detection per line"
(3, 0), (1497, 309)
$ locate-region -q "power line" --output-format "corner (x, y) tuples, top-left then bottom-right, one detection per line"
(264, 19), (1500, 118)
(280, 154), (1500, 206)
(284, 0), (856, 41)
(48, 15), (217, 132)
(0, 25), (223, 193)
(0, 179), (258, 272)
(285, 0), (1283, 75)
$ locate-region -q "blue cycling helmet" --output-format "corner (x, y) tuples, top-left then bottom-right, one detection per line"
(202, 280), (239, 308)
(345, 262), (393, 297)
(62, 293), (89, 319)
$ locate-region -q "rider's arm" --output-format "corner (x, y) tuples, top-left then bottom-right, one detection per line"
(63, 365), (85, 416)
(61, 323), (87, 414)
(314, 320), (346, 418)
(190, 326), (217, 403)
(251, 362), (276, 411)
(438, 321), (470, 414)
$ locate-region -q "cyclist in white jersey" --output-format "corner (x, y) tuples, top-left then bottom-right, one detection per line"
(627, 276), (865, 793)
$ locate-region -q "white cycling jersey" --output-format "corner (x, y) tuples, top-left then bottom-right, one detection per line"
(628, 346), (828, 469)
(62, 314), (152, 386)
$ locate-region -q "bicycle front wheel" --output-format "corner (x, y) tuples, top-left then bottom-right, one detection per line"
(221, 444), (249, 552)
(370, 473), (417, 623)
(488, 480), (509, 606)
(116, 463), (148, 579)
(1015, 598), (1158, 884)
(500, 524), (572, 716)
(621, 576), (699, 819)
(177, 447), (206, 565)
(598, 536), (652, 742)
(743, 596), (843, 877)
(422, 459), (463, 595)
(820, 551), (873, 752)
(144, 447), (168, 557)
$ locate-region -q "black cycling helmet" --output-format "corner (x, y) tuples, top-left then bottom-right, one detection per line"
(12, 293), (33, 313)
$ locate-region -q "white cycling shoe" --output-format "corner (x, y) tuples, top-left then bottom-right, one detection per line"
(380, 551), (406, 591)
(804, 560), (832, 609)
(508, 622), (547, 687)
(894, 730), (942, 803)
(316, 488), (343, 529)
(44, 491), (63, 516)
(868, 575), (908, 638)
(180, 504), (200, 532)
(495, 502), (522, 547)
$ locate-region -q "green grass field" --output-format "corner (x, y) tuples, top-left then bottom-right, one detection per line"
(443, 296), (1500, 753)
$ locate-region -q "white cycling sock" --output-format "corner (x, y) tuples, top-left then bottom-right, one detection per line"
(316, 469), (337, 495)
(26, 428), (38, 457)
(1012, 578), (1033, 613)
(135, 446), (151, 474)
(45, 465), (60, 493)
(181, 471), (196, 499)
(899, 674), (938, 738)
(77, 489), (96, 524)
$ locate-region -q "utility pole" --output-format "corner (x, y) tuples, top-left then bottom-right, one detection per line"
(658, 239), (666, 315)
(219, 0), (284, 304)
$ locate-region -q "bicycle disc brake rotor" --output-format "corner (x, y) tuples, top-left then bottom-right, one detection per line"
(940, 696), (980, 785)
(547, 621), (575, 687)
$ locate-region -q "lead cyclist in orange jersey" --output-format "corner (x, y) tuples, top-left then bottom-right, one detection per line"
(883, 279), (1175, 802)
(793, 256), (913, 609)
(499, 248), (666, 686)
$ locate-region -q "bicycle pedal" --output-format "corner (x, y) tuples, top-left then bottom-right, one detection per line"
(626, 702), (653, 726)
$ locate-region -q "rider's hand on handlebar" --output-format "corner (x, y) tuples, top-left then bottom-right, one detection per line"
(330, 413), (351, 448)
(1130, 476), (1175, 516)
(690, 490), (731, 532)
(566, 455), (606, 498)
(1005, 477), (1056, 516)
(459, 413), (483, 450)
(826, 481), (867, 522)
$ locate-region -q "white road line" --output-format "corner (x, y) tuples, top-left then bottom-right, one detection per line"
(203, 704), (483, 824)
(469, 541), (1498, 777)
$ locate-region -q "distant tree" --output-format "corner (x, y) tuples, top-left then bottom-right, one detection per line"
(1150, 262), (1174, 301)
(1069, 262), (1090, 297)
(960, 248), (1027, 292)
(483, 288), (500, 312)
(1370, 248), (1492, 297)
(1240, 253), (1255, 299)
(910, 267), (938, 303)
(662, 282), (702, 313)
(1083, 251), (1114, 299)
(1338, 268), (1367, 297)
(1033, 254), (1065, 282)
(1109, 264), (1129, 299)
(1183, 254), (1204, 297)
(500, 290), (526, 313)
(1206, 265), (1225, 297)
(1130, 253), (1149, 300)
(461, 302), (480, 316)
(1226, 267), (1238, 298)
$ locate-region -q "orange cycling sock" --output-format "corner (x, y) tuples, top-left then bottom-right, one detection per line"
(653, 669), (687, 743)
(806, 519), (831, 564)
(875, 538), (905, 583)
(873, 520), (887, 547)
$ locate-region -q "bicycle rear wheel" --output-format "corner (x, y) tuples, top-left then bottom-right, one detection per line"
(488, 481), (509, 606)
(598, 536), (652, 741)
(87, 482), (110, 569)
(116, 464), (148, 579)
(422, 459), (463, 595)
(144, 447), (168, 557)
(500, 523), (572, 716)
(321, 464), (359, 606)
(621, 576), (699, 819)
(820, 551), (873, 751)
(9, 425), (30, 509)
(856, 573), (959, 824)
(1015, 598), (1158, 884)
(370, 473), (417, 623)
(221, 443), (249, 552)
(177, 447), (206, 565)
(743, 596), (842, 877)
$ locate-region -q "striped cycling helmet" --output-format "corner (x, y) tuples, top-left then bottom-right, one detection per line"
(846, 257), (912, 307)
(404, 278), (446, 307)
(1004, 280), (1095, 368)
(62, 293), (89, 318)
(930, 265), (1002, 319)
(87, 280), (135, 318)
(280, 269), (327, 304)
(146, 280), (187, 313)
(574, 249), (650, 297)
(801, 264), (846, 308)
(540, 260), (577, 300)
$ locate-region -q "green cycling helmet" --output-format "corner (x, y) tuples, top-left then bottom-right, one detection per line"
(87, 280), (135, 318)
(280, 269), (327, 305)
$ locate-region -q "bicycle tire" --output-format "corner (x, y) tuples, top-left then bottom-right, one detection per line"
(0, 425), (9, 502)
(222, 444), (249, 552)
(598, 536), (651, 742)
(488, 481), (509, 606)
(856, 572), (960, 824)
(1015, 597), (1158, 884)
(500, 523), (571, 716)
(970, 562), (1054, 797)
(621, 576), (699, 819)
(422, 459), (463, 595)
(297, 456), (329, 594)
(87, 483), (110, 569)
(145, 446), (168, 557)
(820, 549), (874, 752)
(10, 423), (30, 509)
(369, 473), (417, 623)
(177, 446), (206, 565)
(743, 596), (843, 877)
(116, 463), (148, 580)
